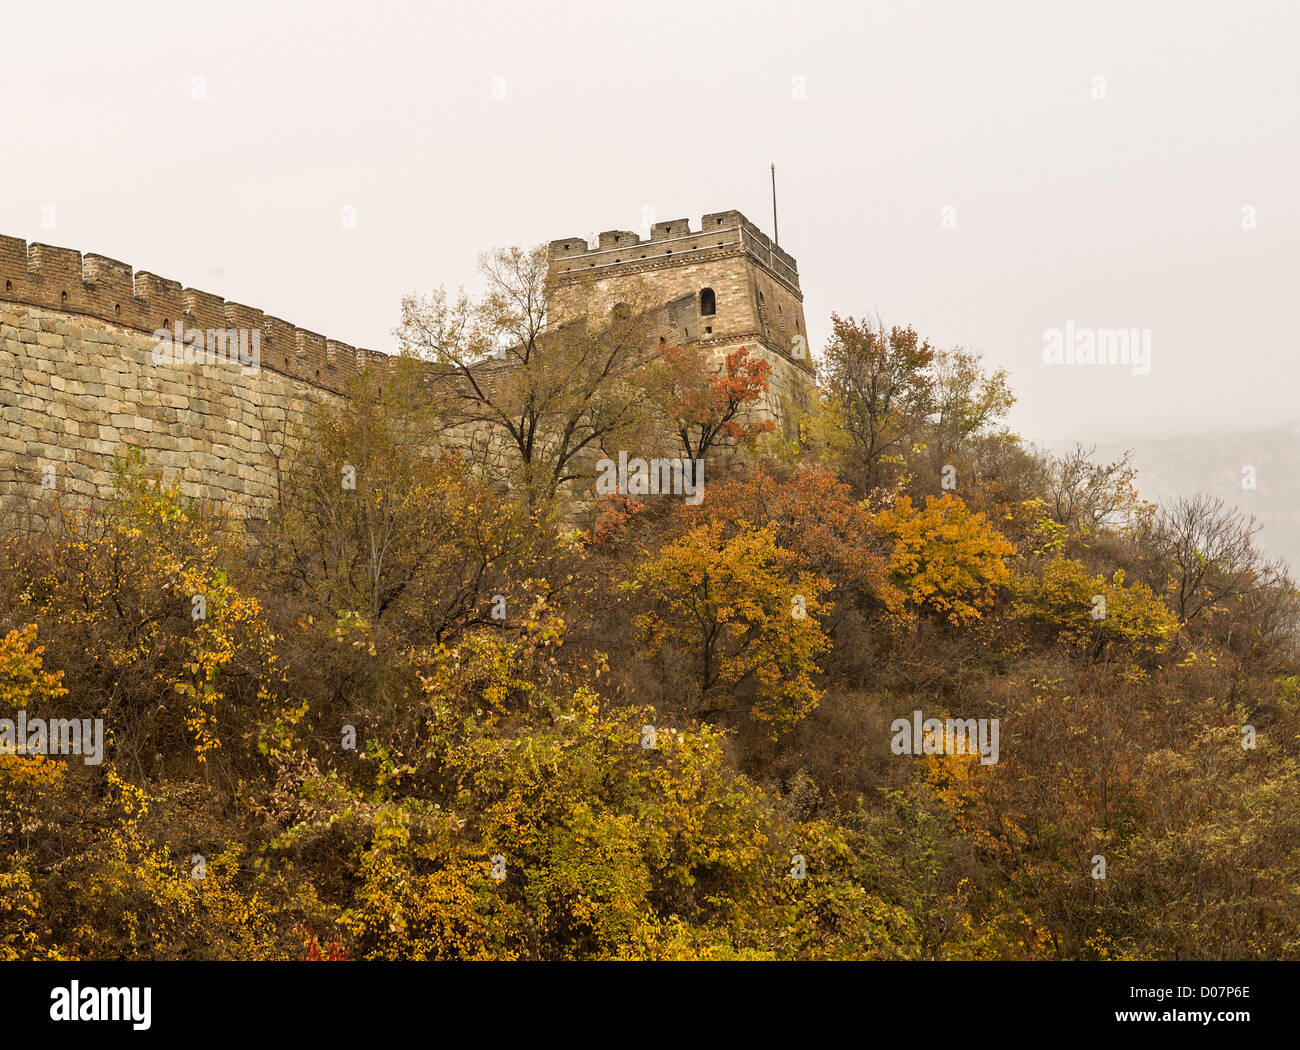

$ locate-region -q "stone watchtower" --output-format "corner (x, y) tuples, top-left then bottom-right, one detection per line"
(546, 210), (815, 435)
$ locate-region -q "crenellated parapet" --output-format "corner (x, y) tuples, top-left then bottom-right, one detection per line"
(1, 216), (813, 520)
(0, 234), (391, 396)
(548, 210), (801, 295)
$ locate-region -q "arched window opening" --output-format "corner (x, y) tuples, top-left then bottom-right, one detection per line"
(700, 288), (716, 316)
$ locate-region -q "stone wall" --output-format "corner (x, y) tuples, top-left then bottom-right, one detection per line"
(0, 235), (387, 396)
(547, 211), (815, 437)
(0, 301), (341, 518)
(0, 234), (384, 521)
(1, 213), (815, 524)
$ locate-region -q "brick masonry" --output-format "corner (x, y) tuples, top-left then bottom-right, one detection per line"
(0, 210), (814, 520)
(549, 210), (816, 435)
(0, 301), (342, 517)
(0, 231), (392, 520)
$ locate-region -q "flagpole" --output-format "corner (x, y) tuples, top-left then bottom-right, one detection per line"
(770, 163), (779, 247)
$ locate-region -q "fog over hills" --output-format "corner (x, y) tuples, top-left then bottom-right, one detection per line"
(1069, 422), (1300, 575)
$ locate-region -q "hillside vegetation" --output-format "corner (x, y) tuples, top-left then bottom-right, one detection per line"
(3, 291), (1298, 962)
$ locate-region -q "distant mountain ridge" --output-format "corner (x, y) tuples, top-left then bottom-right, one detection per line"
(1077, 422), (1300, 575)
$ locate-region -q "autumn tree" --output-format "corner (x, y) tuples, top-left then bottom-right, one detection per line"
(632, 521), (832, 733)
(396, 244), (654, 504)
(7, 277), (1300, 967)
(0, 623), (72, 958)
(924, 345), (1015, 465)
(684, 466), (902, 620)
(294, 617), (784, 960)
(818, 316), (1013, 494)
(3, 453), (279, 780)
(872, 493), (1015, 625)
(818, 315), (937, 492)
(266, 364), (566, 647)
(1043, 444), (1145, 533)
(645, 342), (774, 463)
(1015, 557), (1178, 658)
(1147, 493), (1280, 626)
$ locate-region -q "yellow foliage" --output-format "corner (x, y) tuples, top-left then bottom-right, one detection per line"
(873, 494), (1015, 624)
(633, 522), (832, 733)
(1017, 556), (1178, 655)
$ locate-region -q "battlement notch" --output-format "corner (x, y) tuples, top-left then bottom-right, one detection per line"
(0, 234), (388, 394)
(546, 210), (799, 292)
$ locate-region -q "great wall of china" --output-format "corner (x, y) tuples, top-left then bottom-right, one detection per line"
(0, 211), (814, 522)
(0, 233), (394, 518)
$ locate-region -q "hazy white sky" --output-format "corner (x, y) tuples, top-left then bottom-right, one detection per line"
(2, 0), (1295, 446)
